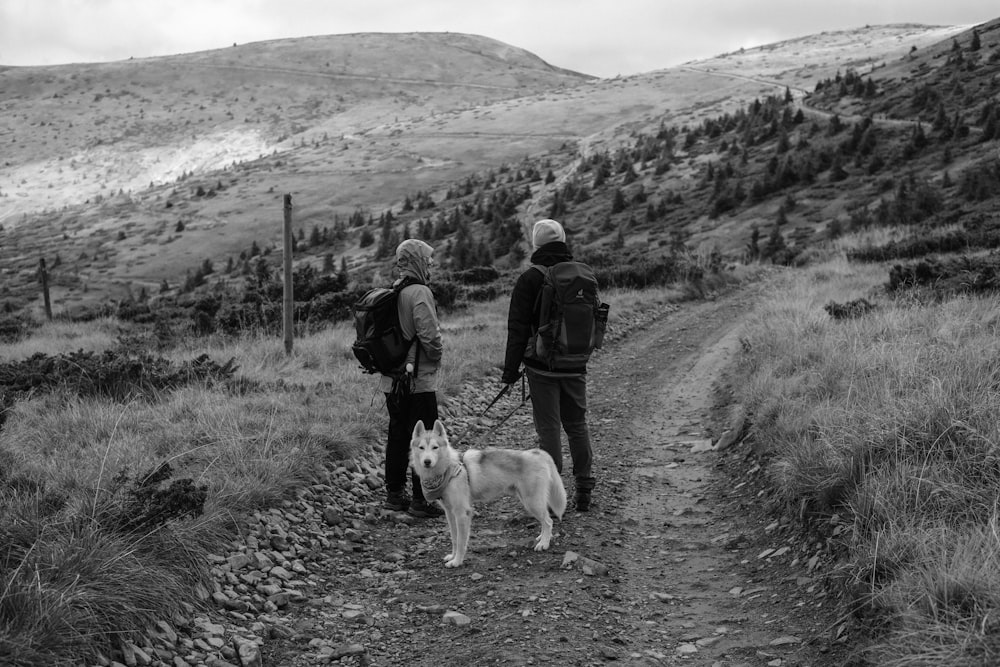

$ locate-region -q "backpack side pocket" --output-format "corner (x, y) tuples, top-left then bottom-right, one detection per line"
(593, 302), (610, 349)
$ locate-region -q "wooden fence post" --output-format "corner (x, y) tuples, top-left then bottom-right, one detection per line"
(282, 194), (294, 355)
(38, 258), (52, 321)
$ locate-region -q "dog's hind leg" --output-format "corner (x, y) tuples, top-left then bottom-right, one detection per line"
(523, 494), (554, 551)
(548, 468), (567, 520)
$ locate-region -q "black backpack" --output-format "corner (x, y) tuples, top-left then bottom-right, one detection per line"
(351, 278), (421, 375)
(524, 262), (609, 371)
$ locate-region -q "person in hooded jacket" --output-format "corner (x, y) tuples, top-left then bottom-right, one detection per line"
(501, 219), (596, 511)
(381, 239), (445, 518)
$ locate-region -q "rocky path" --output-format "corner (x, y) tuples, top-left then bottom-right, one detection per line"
(153, 277), (858, 667)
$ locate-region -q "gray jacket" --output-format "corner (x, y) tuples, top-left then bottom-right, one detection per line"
(378, 281), (443, 394)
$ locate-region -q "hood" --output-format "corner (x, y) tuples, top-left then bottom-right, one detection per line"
(394, 239), (434, 284)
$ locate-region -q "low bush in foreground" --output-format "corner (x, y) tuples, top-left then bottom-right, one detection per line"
(736, 257), (1000, 665)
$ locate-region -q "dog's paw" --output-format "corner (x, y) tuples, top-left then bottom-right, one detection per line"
(444, 553), (456, 563)
(445, 558), (464, 568)
(533, 537), (551, 551)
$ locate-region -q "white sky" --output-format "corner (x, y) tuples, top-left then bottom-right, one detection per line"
(0, 0), (994, 78)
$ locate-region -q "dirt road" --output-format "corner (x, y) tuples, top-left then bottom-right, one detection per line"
(262, 276), (856, 666)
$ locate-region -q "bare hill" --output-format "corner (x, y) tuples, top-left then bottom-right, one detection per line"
(0, 32), (592, 223)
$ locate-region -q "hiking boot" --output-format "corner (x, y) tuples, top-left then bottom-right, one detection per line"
(408, 498), (445, 518)
(384, 490), (410, 512)
(574, 491), (591, 512)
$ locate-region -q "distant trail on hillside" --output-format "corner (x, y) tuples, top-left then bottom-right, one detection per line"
(680, 66), (811, 97)
(370, 131), (580, 140)
(680, 66), (927, 132)
(184, 62), (526, 93)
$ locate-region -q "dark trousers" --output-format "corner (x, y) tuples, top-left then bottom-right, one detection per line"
(525, 370), (595, 493)
(385, 391), (439, 501)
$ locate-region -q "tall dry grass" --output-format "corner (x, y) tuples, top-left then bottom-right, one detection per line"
(736, 256), (1000, 665)
(0, 317), (121, 362)
(0, 279), (684, 664)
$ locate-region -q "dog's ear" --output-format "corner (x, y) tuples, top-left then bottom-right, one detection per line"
(412, 420), (426, 439)
(433, 419), (447, 438)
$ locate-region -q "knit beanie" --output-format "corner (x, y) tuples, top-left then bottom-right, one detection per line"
(531, 219), (566, 250)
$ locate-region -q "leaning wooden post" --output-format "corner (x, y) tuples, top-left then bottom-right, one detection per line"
(282, 194), (294, 355)
(38, 258), (52, 321)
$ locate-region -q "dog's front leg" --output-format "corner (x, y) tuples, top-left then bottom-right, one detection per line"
(447, 505), (473, 568)
(443, 503), (459, 564)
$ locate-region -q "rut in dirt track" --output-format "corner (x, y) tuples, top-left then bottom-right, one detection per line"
(586, 285), (846, 666)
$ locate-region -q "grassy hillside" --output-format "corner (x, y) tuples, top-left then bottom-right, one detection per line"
(735, 259), (1000, 665)
(3, 23), (994, 326)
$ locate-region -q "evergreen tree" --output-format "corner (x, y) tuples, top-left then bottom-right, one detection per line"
(746, 225), (760, 261)
(776, 206), (788, 227)
(981, 107), (997, 142)
(776, 129), (790, 154)
(761, 223), (786, 261)
(828, 114), (843, 135)
(933, 102), (949, 131)
(827, 218), (842, 240)
(829, 155), (848, 182)
(611, 188), (627, 214)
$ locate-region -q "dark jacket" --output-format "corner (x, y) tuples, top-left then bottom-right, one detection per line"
(502, 241), (585, 380)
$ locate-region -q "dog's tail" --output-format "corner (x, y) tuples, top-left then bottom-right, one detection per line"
(548, 460), (567, 519)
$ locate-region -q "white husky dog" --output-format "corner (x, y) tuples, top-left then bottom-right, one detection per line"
(409, 419), (567, 568)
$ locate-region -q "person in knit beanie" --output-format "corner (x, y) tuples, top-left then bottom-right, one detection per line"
(501, 219), (597, 511)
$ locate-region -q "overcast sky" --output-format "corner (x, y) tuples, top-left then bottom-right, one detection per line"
(0, 0), (994, 78)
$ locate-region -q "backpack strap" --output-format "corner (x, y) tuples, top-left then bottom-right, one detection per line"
(529, 264), (548, 327)
(396, 276), (424, 377)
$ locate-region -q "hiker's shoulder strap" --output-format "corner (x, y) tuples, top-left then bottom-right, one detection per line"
(394, 275), (424, 292)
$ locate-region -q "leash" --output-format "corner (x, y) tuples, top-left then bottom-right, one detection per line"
(492, 388), (531, 430)
(481, 378), (515, 415)
(450, 374), (531, 448)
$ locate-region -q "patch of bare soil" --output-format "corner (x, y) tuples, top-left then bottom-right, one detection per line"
(261, 276), (858, 667)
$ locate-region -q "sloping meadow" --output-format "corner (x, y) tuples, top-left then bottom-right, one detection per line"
(736, 258), (1000, 665)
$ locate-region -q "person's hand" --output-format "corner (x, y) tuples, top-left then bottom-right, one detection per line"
(500, 369), (521, 385)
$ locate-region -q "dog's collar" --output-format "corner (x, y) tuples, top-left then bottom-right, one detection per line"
(420, 461), (465, 501)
